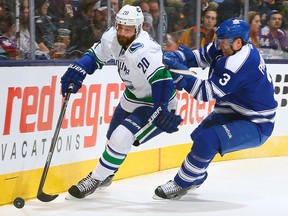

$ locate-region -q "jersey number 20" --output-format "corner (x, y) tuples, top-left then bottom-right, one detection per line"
(137, 57), (150, 73)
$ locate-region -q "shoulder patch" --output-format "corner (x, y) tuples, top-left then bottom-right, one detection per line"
(129, 43), (144, 53)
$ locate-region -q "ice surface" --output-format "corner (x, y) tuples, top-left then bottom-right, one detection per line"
(1, 157), (288, 216)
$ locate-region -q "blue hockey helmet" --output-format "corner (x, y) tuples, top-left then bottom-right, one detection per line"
(216, 18), (250, 44)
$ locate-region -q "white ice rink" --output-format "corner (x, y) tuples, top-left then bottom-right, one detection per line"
(1, 156), (288, 216)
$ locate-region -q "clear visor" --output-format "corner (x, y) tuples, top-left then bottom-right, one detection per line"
(214, 38), (235, 49)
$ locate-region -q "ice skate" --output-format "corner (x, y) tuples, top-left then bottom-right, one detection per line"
(153, 180), (188, 199)
(68, 172), (100, 199)
(99, 175), (114, 188)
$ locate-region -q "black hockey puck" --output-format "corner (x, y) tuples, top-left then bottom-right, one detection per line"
(13, 197), (25, 209)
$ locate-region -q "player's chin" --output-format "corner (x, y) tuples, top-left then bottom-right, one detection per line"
(117, 38), (126, 46)
(117, 36), (128, 46)
(117, 35), (136, 47)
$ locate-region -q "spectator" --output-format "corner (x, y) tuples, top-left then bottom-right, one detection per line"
(248, 11), (261, 48)
(216, 0), (244, 25)
(142, 11), (155, 38)
(259, 9), (288, 52)
(165, 0), (185, 33)
(0, 45), (7, 59)
(132, 0), (150, 12)
(161, 1), (185, 51)
(0, 11), (15, 40)
(35, 0), (65, 57)
(68, 0), (98, 55)
(208, 1), (219, 9)
(19, 0), (50, 59)
(0, 0), (13, 13)
(250, 0), (285, 27)
(48, 0), (76, 29)
(250, 0), (284, 12)
(92, 0), (114, 42)
(201, 0), (210, 11)
(182, 2), (196, 28)
(0, 12), (16, 60)
(0, 0), (8, 22)
(178, 7), (217, 49)
(149, 0), (168, 43)
(180, 0), (218, 28)
(122, 0), (136, 6)
(111, 0), (119, 14)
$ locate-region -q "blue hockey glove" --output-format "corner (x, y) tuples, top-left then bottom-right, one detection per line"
(170, 71), (196, 92)
(61, 53), (99, 97)
(163, 51), (189, 70)
(170, 72), (187, 90)
(61, 62), (87, 97)
(149, 104), (183, 133)
(178, 44), (194, 60)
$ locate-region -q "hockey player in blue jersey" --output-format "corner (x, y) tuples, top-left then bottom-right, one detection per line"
(154, 18), (278, 199)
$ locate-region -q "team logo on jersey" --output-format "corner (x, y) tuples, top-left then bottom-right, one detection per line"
(129, 43), (143, 53)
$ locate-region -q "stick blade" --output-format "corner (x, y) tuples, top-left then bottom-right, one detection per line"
(37, 191), (59, 202)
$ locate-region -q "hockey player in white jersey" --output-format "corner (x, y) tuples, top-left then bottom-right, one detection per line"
(60, 5), (182, 199)
(154, 18), (278, 199)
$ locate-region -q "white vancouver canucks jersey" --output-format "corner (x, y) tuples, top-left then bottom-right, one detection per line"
(87, 27), (176, 112)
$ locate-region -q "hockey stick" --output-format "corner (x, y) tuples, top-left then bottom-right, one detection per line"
(37, 84), (74, 202)
(169, 68), (198, 76)
(134, 121), (155, 144)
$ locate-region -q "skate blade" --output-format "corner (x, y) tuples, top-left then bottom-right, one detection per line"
(98, 186), (109, 191)
(152, 194), (181, 200)
(65, 193), (80, 200)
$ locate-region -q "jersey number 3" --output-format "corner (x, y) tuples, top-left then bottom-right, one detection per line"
(219, 73), (231, 86)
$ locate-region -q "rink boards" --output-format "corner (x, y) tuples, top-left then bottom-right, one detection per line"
(0, 63), (287, 205)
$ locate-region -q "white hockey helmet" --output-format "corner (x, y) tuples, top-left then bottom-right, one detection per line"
(115, 5), (144, 37)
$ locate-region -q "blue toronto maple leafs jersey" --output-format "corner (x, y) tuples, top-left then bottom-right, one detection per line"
(187, 42), (278, 136)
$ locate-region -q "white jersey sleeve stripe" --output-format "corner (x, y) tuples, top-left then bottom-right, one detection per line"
(218, 101), (277, 116)
(211, 81), (226, 98)
(204, 80), (214, 101)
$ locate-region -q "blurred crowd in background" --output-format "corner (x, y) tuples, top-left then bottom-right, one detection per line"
(1, 0), (288, 60)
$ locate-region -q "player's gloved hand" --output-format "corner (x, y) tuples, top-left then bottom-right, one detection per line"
(170, 71), (195, 92)
(61, 62), (87, 97)
(149, 104), (183, 133)
(163, 51), (189, 70)
(170, 72), (187, 90)
(178, 44), (195, 62)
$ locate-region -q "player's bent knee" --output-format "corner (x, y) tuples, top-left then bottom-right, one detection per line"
(109, 125), (134, 154)
(191, 128), (220, 159)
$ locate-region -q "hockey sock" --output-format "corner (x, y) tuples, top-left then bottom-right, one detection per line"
(174, 128), (220, 188)
(92, 144), (126, 181)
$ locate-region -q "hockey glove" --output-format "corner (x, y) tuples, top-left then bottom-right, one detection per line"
(163, 51), (189, 70)
(61, 53), (99, 97)
(61, 62), (87, 97)
(170, 72), (187, 91)
(178, 44), (195, 62)
(170, 71), (196, 92)
(149, 104), (183, 133)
